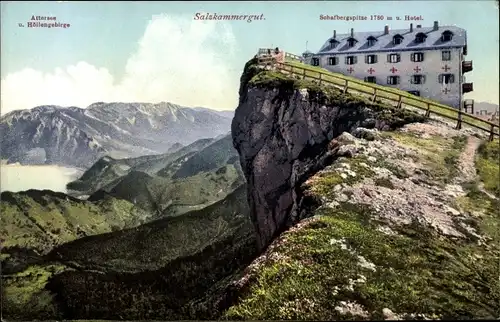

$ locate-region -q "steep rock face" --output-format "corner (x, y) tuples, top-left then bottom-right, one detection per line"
(232, 61), (425, 250)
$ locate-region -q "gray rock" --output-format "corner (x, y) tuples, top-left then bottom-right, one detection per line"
(352, 127), (379, 141)
(232, 72), (424, 250)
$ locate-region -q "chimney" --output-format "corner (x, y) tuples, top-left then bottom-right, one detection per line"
(333, 30), (336, 38)
(384, 25), (389, 35)
(350, 28), (354, 37)
(410, 23), (413, 32)
(433, 21), (438, 30)
(416, 24), (422, 28)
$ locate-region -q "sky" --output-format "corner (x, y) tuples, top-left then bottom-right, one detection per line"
(1, 0), (498, 115)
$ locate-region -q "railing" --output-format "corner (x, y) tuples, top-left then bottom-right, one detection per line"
(257, 56), (278, 69)
(284, 52), (302, 61)
(264, 59), (499, 141)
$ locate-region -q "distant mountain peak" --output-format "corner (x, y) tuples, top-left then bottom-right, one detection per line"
(1, 102), (233, 168)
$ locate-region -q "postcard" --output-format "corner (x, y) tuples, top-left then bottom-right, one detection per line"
(1, 1), (499, 320)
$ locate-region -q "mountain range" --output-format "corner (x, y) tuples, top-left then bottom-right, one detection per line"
(0, 102), (233, 168)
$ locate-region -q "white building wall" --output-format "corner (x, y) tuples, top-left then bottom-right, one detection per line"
(317, 47), (464, 108)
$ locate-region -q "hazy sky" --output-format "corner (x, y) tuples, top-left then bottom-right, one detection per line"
(1, 0), (498, 114)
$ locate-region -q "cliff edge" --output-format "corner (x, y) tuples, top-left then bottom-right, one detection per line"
(232, 58), (425, 250)
(226, 59), (499, 320)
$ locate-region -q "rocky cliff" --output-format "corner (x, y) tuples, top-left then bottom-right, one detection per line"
(226, 59), (499, 320)
(232, 59), (425, 250)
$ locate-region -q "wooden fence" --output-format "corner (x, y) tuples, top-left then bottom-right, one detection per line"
(284, 52), (302, 61)
(269, 61), (499, 141)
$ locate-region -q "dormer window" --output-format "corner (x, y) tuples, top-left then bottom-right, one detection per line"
(329, 39), (339, 50)
(393, 34), (404, 45)
(415, 32), (427, 43)
(367, 36), (377, 47)
(347, 37), (357, 47)
(441, 30), (454, 42)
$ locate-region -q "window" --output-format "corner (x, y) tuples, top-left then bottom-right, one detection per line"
(415, 33), (427, 43)
(328, 56), (339, 65)
(411, 52), (424, 62)
(442, 50), (451, 61)
(347, 38), (357, 47)
(438, 74), (455, 84)
(411, 75), (426, 84)
(312, 57), (320, 66)
(393, 35), (404, 45)
(329, 39), (339, 50)
(387, 53), (401, 63)
(441, 31), (453, 42)
(364, 76), (377, 84)
(365, 54), (378, 64)
(387, 76), (400, 85)
(367, 36), (377, 47)
(345, 56), (357, 65)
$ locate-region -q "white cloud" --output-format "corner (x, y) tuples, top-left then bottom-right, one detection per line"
(0, 14), (240, 115)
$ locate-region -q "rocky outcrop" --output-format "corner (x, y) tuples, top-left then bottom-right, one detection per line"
(231, 59), (426, 250)
(224, 121), (499, 320)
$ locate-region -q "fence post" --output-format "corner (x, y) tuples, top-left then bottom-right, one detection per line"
(425, 103), (431, 117)
(319, 73), (322, 85)
(489, 124), (495, 141)
(343, 79), (348, 93)
(371, 88), (377, 102)
(302, 68), (306, 79)
(396, 95), (402, 109)
(455, 109), (463, 130)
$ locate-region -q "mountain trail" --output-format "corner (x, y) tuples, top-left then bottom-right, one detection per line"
(454, 135), (481, 185)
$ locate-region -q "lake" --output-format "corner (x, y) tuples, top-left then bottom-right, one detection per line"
(0, 163), (84, 193)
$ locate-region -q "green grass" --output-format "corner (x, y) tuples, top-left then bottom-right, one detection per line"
(3, 264), (69, 320)
(247, 68), (427, 130)
(382, 132), (467, 184)
(45, 185), (252, 273)
(224, 116), (498, 320)
(475, 139), (500, 196)
(225, 200), (500, 321)
(282, 60), (499, 134)
(0, 190), (149, 258)
(305, 156), (376, 199)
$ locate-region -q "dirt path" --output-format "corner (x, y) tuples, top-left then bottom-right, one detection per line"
(453, 135), (498, 200)
(454, 136), (481, 185)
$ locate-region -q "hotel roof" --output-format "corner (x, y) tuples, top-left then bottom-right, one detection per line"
(316, 23), (467, 55)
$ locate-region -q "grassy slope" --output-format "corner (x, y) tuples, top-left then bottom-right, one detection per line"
(172, 135), (238, 179)
(475, 139), (500, 196)
(3, 264), (69, 320)
(68, 135), (243, 218)
(0, 190), (149, 262)
(46, 185), (252, 272)
(247, 69), (427, 130)
(224, 132), (499, 320)
(67, 138), (215, 194)
(283, 60), (499, 133)
(1, 190), (150, 319)
(108, 135), (243, 216)
(3, 185), (257, 320)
